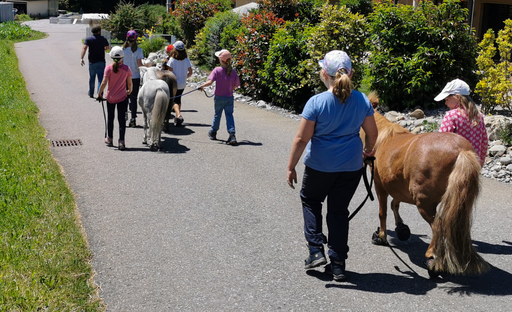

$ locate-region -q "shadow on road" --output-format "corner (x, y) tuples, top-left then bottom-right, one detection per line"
(307, 231), (512, 296)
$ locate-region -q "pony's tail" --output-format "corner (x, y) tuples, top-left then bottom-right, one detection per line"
(431, 150), (489, 275)
(152, 89), (168, 135)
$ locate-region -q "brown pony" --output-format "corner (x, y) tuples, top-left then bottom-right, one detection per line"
(365, 92), (489, 276)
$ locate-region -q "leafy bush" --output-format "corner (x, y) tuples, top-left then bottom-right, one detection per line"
(498, 123), (512, 146)
(302, 3), (369, 92)
(155, 12), (183, 38)
(234, 11), (285, 100)
(101, 1), (161, 41)
(475, 19), (512, 114)
(338, 0), (374, 16)
(261, 20), (315, 111)
(172, 0), (233, 46)
(14, 14), (32, 22)
(138, 28), (167, 57)
(0, 22), (31, 40)
(219, 18), (245, 57)
(194, 10), (241, 68)
(366, 0), (478, 110)
(256, 0), (324, 24)
(422, 119), (439, 132)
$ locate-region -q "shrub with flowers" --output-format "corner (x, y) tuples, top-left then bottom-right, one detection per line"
(172, 0), (233, 46)
(234, 11), (285, 100)
(475, 19), (512, 114)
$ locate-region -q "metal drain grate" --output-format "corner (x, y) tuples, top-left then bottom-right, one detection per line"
(51, 139), (82, 147)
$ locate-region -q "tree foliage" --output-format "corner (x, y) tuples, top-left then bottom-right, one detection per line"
(475, 19), (512, 114)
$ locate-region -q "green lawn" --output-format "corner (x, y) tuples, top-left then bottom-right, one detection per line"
(0, 24), (103, 311)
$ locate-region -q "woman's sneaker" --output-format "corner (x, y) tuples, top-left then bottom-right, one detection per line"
(304, 246), (326, 269)
(226, 134), (237, 145)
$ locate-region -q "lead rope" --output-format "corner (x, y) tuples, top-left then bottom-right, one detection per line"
(348, 156), (375, 221)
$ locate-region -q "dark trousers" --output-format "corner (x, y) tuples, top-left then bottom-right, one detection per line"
(129, 78), (140, 119)
(174, 88), (184, 105)
(107, 98), (128, 141)
(300, 166), (363, 262)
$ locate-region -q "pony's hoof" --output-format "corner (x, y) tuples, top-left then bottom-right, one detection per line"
(372, 229), (388, 246)
(395, 223), (411, 241)
(149, 144), (159, 151)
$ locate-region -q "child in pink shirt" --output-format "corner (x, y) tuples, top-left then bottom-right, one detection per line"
(198, 49), (240, 145)
(97, 46), (133, 150)
(435, 79), (488, 166)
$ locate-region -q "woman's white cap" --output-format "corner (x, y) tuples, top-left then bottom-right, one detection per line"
(318, 50), (351, 76)
(434, 79), (470, 101)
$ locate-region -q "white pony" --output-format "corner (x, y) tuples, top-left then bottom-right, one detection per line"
(138, 66), (171, 150)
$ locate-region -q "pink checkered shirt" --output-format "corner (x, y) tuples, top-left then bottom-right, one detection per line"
(439, 108), (488, 167)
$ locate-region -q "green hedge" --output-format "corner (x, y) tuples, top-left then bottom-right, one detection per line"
(366, 0), (478, 110)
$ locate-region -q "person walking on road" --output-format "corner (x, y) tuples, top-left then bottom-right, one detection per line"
(97, 46), (133, 151)
(122, 30), (144, 128)
(167, 40), (192, 127)
(286, 50), (378, 282)
(198, 49), (240, 145)
(435, 78), (488, 167)
(81, 25), (110, 98)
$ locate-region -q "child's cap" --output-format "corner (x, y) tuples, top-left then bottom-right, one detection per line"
(166, 44), (174, 53)
(434, 79), (470, 101)
(215, 49), (232, 62)
(318, 50), (351, 77)
(174, 41), (185, 51)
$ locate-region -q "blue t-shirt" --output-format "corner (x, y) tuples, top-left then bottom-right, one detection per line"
(301, 91), (374, 172)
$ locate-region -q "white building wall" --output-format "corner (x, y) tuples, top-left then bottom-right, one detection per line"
(27, 1), (49, 17)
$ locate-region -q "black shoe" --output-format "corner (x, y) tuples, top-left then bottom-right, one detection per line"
(331, 261), (346, 282)
(304, 248), (327, 269)
(174, 115), (184, 126)
(128, 118), (136, 127)
(226, 134), (237, 145)
(208, 130), (217, 140)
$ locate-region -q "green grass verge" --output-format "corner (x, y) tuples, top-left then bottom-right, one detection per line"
(0, 32), (104, 310)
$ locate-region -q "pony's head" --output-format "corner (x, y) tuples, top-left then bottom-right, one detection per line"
(139, 66), (159, 86)
(367, 91), (379, 109)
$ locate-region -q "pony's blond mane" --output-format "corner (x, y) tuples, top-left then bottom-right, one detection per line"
(367, 91), (410, 150)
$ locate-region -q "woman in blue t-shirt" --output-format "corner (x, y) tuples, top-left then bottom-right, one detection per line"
(286, 50), (378, 282)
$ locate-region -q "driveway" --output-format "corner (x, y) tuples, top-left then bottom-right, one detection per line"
(16, 21), (512, 311)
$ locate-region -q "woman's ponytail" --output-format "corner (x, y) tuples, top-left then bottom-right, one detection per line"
(332, 68), (353, 103)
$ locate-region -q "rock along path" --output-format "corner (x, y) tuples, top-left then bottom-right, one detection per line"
(15, 21), (512, 311)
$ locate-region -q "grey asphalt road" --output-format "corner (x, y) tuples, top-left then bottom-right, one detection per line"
(15, 21), (512, 312)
